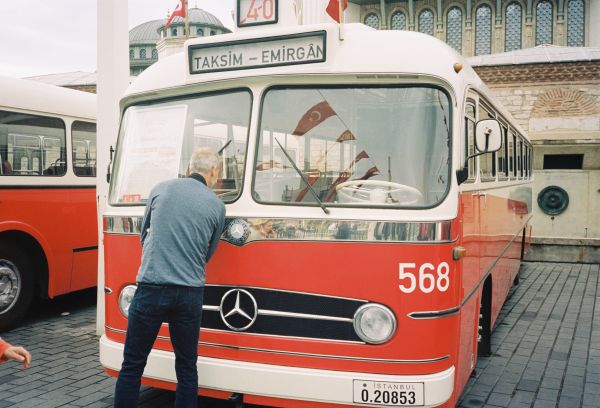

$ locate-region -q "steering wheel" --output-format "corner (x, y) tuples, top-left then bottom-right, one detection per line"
(217, 190), (239, 200)
(335, 180), (423, 205)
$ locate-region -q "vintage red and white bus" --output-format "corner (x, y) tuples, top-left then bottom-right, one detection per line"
(99, 5), (532, 406)
(0, 76), (97, 330)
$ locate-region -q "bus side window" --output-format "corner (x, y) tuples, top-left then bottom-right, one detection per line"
(509, 131), (516, 178)
(465, 102), (476, 181)
(518, 138), (524, 178)
(479, 105), (496, 181)
(72, 121), (97, 177)
(498, 124), (508, 179)
(0, 110), (66, 176)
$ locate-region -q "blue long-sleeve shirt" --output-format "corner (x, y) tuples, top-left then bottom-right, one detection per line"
(136, 173), (226, 287)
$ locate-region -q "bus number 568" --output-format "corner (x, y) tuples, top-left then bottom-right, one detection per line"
(399, 262), (450, 294)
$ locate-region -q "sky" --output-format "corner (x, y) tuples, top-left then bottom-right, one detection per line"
(0, 0), (234, 78)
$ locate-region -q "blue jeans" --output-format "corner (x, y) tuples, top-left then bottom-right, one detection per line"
(114, 284), (204, 408)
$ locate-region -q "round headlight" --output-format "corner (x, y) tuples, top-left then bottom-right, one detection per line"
(353, 303), (396, 344)
(118, 285), (137, 317)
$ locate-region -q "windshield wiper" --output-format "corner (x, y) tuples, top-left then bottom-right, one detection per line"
(275, 138), (329, 214)
(217, 139), (232, 156)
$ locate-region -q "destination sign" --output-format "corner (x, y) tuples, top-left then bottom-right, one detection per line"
(189, 31), (326, 75)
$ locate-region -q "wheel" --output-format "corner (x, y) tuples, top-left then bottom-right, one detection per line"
(0, 244), (34, 331)
(335, 180), (423, 205)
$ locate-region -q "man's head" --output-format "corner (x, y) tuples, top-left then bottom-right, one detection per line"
(188, 148), (221, 187)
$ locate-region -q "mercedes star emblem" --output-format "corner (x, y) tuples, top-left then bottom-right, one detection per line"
(225, 218), (250, 246)
(219, 289), (258, 331)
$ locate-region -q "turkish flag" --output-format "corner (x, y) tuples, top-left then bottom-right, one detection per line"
(336, 130), (355, 142)
(164, 0), (186, 31)
(357, 166), (380, 180)
(326, 0), (349, 23)
(324, 171), (351, 202)
(349, 150), (369, 167)
(292, 101), (337, 136)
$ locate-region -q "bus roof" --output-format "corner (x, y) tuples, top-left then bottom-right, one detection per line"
(0, 75), (96, 121)
(124, 23), (526, 138)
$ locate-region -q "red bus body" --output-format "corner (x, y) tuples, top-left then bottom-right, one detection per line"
(0, 76), (97, 330)
(100, 22), (532, 407)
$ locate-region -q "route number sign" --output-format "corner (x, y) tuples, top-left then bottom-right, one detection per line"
(237, 0), (278, 27)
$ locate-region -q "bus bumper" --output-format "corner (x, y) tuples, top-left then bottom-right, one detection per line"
(100, 335), (454, 407)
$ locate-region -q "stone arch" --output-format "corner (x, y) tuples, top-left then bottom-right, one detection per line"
(531, 88), (600, 117)
(530, 88), (600, 132)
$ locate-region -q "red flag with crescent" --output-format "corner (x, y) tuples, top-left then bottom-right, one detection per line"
(326, 0), (349, 23)
(292, 101), (336, 136)
(336, 130), (355, 142)
(164, 0), (186, 31)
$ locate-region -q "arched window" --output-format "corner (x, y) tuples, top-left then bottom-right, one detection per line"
(210, 30), (217, 36)
(151, 49), (158, 59)
(567, 0), (585, 46)
(536, 0), (553, 45)
(140, 49), (146, 59)
(391, 11), (406, 30)
(418, 9), (434, 35)
(129, 49), (134, 59)
(475, 4), (492, 55)
(446, 7), (462, 52)
(171, 27), (178, 37)
(364, 13), (380, 29)
(505, 2), (522, 51)
(197, 27), (204, 36)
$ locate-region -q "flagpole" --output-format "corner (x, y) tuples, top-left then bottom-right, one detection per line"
(184, 0), (190, 38)
(338, 0), (345, 41)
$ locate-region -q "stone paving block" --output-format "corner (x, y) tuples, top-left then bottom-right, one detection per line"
(67, 391), (113, 406)
(532, 400), (558, 408)
(485, 392), (511, 407)
(558, 395), (581, 407)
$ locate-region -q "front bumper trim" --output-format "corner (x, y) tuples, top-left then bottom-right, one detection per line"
(100, 335), (454, 406)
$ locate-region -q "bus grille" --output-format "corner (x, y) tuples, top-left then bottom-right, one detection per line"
(201, 285), (367, 342)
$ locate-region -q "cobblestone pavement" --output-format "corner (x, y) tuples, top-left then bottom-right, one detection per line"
(0, 262), (598, 407)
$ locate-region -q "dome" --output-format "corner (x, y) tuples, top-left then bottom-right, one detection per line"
(129, 8), (229, 45)
(129, 19), (164, 45)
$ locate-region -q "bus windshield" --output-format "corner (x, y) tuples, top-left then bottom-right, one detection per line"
(111, 89), (251, 204)
(253, 86), (451, 208)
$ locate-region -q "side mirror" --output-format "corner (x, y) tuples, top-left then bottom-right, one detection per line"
(475, 119), (502, 153)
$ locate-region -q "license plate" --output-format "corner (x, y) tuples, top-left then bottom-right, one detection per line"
(353, 380), (424, 406)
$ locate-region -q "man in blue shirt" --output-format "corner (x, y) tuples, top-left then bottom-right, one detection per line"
(115, 148), (226, 408)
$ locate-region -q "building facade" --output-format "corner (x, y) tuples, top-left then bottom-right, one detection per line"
(353, 0), (598, 54)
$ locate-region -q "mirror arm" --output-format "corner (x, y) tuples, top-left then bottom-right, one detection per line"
(456, 150), (486, 185)
(106, 145), (114, 183)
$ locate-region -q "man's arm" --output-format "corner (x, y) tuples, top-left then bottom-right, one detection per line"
(206, 206), (226, 263)
(140, 195), (154, 246)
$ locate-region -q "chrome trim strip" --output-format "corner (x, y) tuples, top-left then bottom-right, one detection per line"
(103, 215), (454, 243)
(204, 283), (369, 303)
(103, 216), (143, 235)
(204, 304), (354, 323)
(104, 326), (447, 364)
(408, 307), (460, 320)
(258, 309), (353, 323)
(407, 221), (532, 320)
